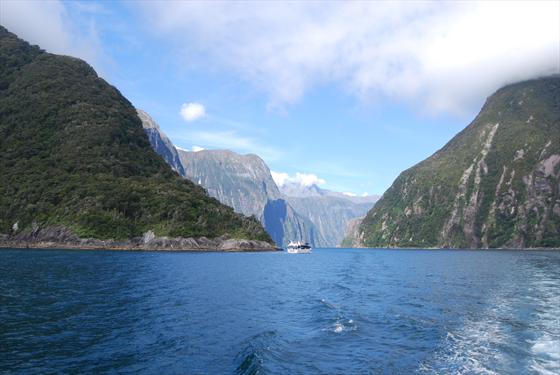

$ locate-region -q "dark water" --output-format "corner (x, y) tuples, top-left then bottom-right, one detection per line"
(1, 248), (559, 374)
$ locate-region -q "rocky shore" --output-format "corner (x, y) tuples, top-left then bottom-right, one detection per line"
(0, 226), (280, 252)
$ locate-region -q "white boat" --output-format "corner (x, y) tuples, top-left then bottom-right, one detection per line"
(286, 241), (312, 253)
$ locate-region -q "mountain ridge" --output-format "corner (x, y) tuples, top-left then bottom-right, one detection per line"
(279, 183), (378, 247)
(177, 148), (315, 248)
(137, 109), (185, 176)
(0, 26), (273, 249)
(136, 111), (377, 247)
(357, 76), (560, 249)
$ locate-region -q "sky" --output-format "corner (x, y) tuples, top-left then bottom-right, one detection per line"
(1, 0), (559, 195)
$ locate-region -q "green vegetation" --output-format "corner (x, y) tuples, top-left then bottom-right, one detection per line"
(0, 26), (271, 242)
(360, 76), (560, 248)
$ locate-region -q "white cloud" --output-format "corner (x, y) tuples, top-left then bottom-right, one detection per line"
(141, 1), (559, 114)
(180, 102), (206, 122)
(0, 0), (105, 73)
(295, 173), (326, 187)
(176, 145), (205, 152)
(270, 171), (290, 187)
(271, 171), (326, 187)
(342, 191), (373, 197)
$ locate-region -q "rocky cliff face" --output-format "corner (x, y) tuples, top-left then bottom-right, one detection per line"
(0, 225), (277, 251)
(280, 183), (378, 247)
(359, 77), (560, 248)
(341, 217), (365, 247)
(136, 111), (377, 248)
(179, 149), (280, 217)
(178, 149), (314, 247)
(137, 109), (185, 176)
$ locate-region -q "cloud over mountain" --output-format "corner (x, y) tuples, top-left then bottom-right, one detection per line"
(0, 0), (105, 73)
(141, 1), (559, 114)
(271, 171), (326, 187)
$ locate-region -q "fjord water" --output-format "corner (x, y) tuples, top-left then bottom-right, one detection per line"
(1, 249), (558, 374)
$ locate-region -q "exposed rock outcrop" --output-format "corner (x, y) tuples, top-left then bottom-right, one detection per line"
(340, 217), (365, 247)
(0, 226), (278, 251)
(358, 76), (560, 249)
(178, 149), (314, 247)
(137, 109), (185, 175)
(280, 183), (378, 247)
(137, 110), (380, 247)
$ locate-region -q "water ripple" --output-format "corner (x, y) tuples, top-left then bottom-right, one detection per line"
(0, 248), (558, 374)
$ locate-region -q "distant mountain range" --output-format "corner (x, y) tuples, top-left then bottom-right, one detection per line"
(137, 111), (378, 247)
(278, 183), (378, 247)
(178, 148), (313, 248)
(349, 76), (560, 249)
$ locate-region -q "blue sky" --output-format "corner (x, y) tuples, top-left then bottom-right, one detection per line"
(1, 1), (558, 195)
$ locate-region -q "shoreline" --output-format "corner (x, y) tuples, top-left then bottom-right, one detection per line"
(336, 246), (560, 251)
(337, 246), (560, 251)
(0, 226), (281, 252)
(3, 243), (558, 252)
(0, 241), (283, 253)
(0, 243), (281, 252)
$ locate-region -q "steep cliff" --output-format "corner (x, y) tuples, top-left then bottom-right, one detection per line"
(178, 149), (314, 247)
(340, 217), (365, 247)
(280, 183), (378, 247)
(359, 77), (560, 248)
(134, 104), (378, 248)
(137, 109), (185, 175)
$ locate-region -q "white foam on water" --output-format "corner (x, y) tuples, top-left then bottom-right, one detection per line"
(418, 288), (511, 374)
(319, 298), (339, 310)
(333, 318), (357, 334)
(323, 316), (357, 334)
(532, 337), (560, 359)
(527, 272), (560, 375)
(530, 336), (560, 375)
(420, 257), (560, 375)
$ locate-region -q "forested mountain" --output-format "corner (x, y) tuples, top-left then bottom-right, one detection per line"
(358, 77), (560, 248)
(0, 26), (271, 248)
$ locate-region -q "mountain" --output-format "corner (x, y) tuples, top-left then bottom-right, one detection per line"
(137, 109), (185, 176)
(332, 193), (379, 205)
(278, 183), (325, 197)
(176, 149), (314, 247)
(136, 111), (379, 248)
(358, 77), (560, 249)
(135, 113), (376, 248)
(280, 182), (379, 204)
(279, 183), (378, 247)
(0, 26), (272, 249)
(180, 149), (280, 217)
(341, 217), (365, 247)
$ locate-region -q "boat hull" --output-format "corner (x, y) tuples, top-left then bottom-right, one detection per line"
(286, 248), (312, 254)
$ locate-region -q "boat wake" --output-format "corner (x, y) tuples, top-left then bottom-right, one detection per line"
(527, 270), (560, 375)
(418, 256), (560, 375)
(330, 317), (356, 334)
(234, 331), (277, 375)
(318, 298), (357, 334)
